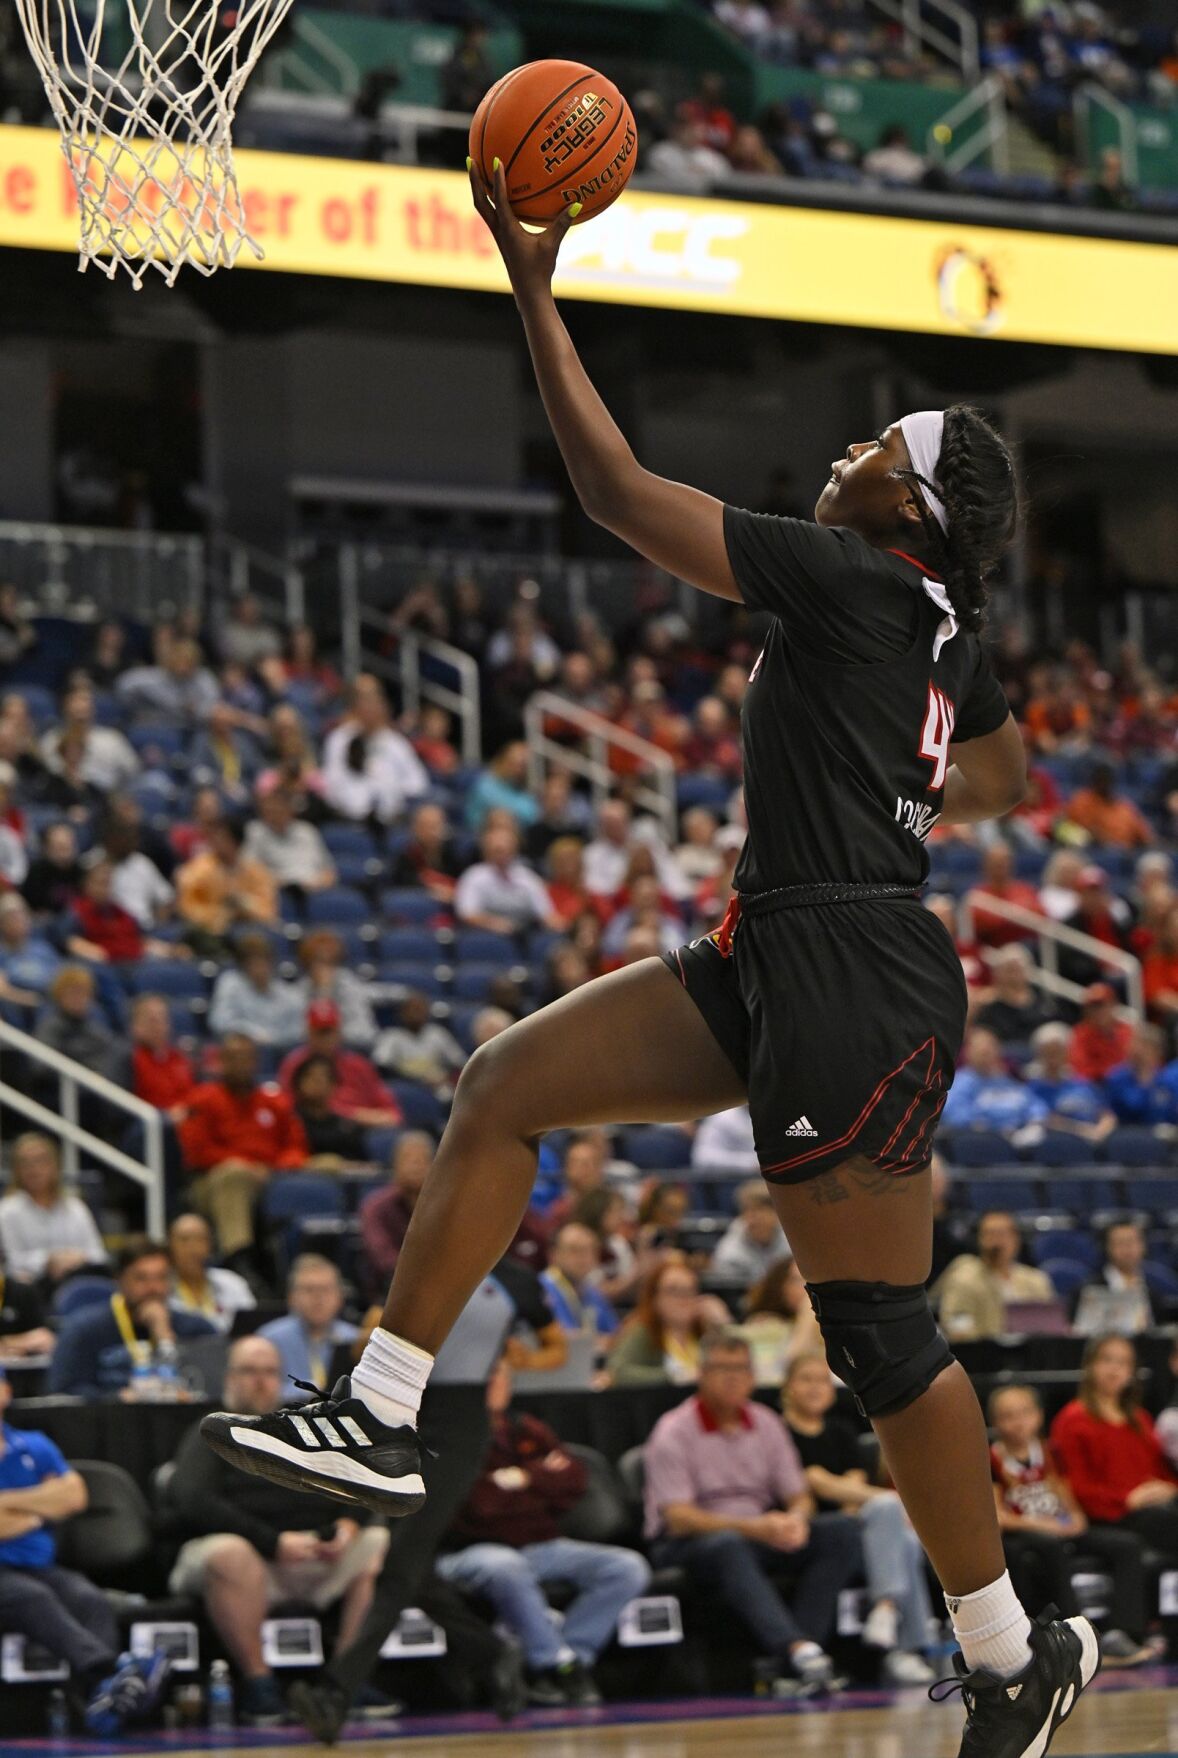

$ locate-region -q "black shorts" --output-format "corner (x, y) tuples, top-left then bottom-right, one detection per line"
(662, 891), (966, 1185)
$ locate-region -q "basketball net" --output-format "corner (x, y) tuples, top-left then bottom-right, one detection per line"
(13, 0), (296, 290)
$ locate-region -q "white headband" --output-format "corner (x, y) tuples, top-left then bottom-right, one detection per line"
(898, 410), (949, 537)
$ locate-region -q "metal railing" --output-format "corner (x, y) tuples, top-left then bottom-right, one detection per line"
(958, 893), (1144, 1019)
(0, 520), (204, 622)
(524, 693), (679, 843)
(869, 0), (979, 79)
(0, 1020), (165, 1237)
(207, 531), (306, 627)
(926, 76), (1008, 175)
(338, 548), (482, 765)
(1074, 83), (1140, 187)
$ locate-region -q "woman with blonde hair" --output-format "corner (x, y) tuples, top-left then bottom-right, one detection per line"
(740, 1255), (822, 1384)
(0, 1131), (106, 1284)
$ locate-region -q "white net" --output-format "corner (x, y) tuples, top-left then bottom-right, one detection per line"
(13, 0), (297, 289)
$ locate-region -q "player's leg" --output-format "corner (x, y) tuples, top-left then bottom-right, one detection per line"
(377, 957), (746, 1354)
(202, 958), (745, 1507)
(770, 1158), (1099, 1757)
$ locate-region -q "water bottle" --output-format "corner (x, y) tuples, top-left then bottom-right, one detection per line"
(154, 1339), (181, 1403)
(129, 1354), (157, 1402)
(47, 1688), (70, 1739)
(207, 1660), (234, 1732)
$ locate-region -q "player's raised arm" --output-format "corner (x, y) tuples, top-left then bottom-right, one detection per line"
(469, 162), (739, 602)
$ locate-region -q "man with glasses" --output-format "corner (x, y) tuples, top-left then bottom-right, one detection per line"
(643, 1327), (860, 1694)
(166, 1336), (389, 1725)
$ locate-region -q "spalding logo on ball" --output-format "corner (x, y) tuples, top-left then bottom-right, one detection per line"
(470, 59), (638, 224)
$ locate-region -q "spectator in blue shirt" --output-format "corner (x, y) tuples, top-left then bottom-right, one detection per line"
(1025, 1022), (1117, 1144)
(941, 1028), (1049, 1134)
(1104, 1024), (1178, 1127)
(49, 1236), (215, 1399)
(259, 1254), (359, 1403)
(0, 1369), (169, 1733)
(465, 742), (541, 833)
(540, 1225), (618, 1343)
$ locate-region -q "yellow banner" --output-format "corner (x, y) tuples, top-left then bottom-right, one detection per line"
(1, 123), (1176, 354)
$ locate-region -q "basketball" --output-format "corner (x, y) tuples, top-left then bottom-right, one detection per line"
(469, 59), (638, 225)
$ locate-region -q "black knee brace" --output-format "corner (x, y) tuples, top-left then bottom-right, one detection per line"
(806, 1280), (954, 1419)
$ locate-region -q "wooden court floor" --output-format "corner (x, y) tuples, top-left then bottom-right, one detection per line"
(102, 1679), (1178, 1758)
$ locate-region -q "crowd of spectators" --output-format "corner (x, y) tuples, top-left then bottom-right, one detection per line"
(0, 570), (1175, 1727)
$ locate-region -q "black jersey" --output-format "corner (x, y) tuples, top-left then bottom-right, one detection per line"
(725, 506), (1010, 892)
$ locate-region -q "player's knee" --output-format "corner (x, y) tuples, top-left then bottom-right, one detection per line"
(806, 1279), (954, 1419)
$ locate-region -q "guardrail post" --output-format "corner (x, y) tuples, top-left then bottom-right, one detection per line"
(60, 1077), (79, 1184)
(340, 545), (362, 682)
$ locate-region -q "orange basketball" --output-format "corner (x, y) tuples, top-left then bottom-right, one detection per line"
(469, 60), (637, 226)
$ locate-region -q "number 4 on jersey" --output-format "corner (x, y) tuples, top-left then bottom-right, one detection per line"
(918, 684), (956, 791)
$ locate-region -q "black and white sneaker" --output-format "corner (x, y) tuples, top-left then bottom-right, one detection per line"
(930, 1607), (1101, 1758)
(200, 1375), (426, 1517)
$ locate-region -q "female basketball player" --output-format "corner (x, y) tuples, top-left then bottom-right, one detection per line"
(205, 164), (1099, 1756)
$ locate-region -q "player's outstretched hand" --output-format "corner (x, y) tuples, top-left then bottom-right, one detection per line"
(468, 158), (576, 297)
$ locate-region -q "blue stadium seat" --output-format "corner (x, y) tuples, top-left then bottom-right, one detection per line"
(377, 961), (449, 997)
(333, 853), (380, 889)
(962, 1175), (1040, 1213)
(124, 962), (209, 1001)
(1126, 1177), (1178, 1215)
(382, 889), (448, 925)
(51, 1274), (115, 1320)
(677, 774), (732, 811)
(320, 824), (377, 860)
(1032, 1229), (1100, 1270)
(127, 724), (187, 760)
(381, 928), (440, 963)
(261, 1172), (346, 1227)
(453, 965), (516, 1001)
(942, 1130), (1021, 1169)
(390, 1080), (447, 1132)
(1038, 1258), (1090, 1299)
(1107, 1129), (1172, 1169)
(1044, 1177), (1119, 1213)
(1035, 1132), (1097, 1168)
(364, 1127), (403, 1165)
(619, 1127), (693, 1171)
(305, 886), (370, 926)
(1145, 1260), (1178, 1299)
(11, 683), (57, 727)
(445, 1003), (483, 1052)
(452, 929), (521, 965)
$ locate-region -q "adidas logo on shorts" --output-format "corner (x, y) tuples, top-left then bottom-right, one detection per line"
(784, 1115), (819, 1137)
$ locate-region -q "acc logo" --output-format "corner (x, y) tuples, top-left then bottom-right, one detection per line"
(935, 246), (1003, 336)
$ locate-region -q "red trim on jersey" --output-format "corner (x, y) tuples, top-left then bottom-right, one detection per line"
(760, 1036), (939, 1176)
(877, 1040), (938, 1160)
(715, 894), (741, 960)
(887, 548), (943, 581)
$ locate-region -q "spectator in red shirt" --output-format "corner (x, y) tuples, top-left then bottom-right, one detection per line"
(434, 1355), (650, 1705)
(63, 855), (144, 964)
(178, 1033), (308, 1266)
(682, 696), (742, 781)
(1008, 766), (1062, 848)
(359, 1130), (435, 1299)
(278, 1002), (403, 1129)
(969, 843), (1043, 949)
(680, 72), (736, 151)
(1069, 984), (1133, 1082)
(1050, 1336), (1178, 1556)
(131, 993), (195, 1121)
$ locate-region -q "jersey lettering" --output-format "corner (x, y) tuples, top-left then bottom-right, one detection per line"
(918, 684), (956, 792)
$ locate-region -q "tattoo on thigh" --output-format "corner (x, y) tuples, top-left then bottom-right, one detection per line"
(846, 1161), (907, 1197)
(808, 1171), (849, 1205)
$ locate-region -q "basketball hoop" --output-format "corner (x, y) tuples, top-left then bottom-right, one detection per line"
(13, 0), (296, 290)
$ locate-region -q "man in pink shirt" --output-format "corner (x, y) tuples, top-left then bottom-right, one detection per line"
(644, 1329), (860, 1694)
(279, 1002), (403, 1130)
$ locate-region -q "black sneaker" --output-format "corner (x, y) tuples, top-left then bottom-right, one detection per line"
(239, 1673), (286, 1726)
(200, 1375), (426, 1517)
(487, 1646), (528, 1721)
(288, 1677), (350, 1746)
(930, 1607), (1101, 1758)
(556, 1658), (603, 1706)
(525, 1665), (571, 1706)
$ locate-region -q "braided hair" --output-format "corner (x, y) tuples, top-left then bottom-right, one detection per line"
(893, 404), (1018, 636)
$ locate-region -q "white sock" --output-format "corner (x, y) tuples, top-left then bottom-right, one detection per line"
(352, 1327), (434, 1430)
(945, 1572), (1034, 1679)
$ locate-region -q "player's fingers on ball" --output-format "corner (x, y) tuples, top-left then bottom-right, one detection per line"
(492, 157), (513, 216)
